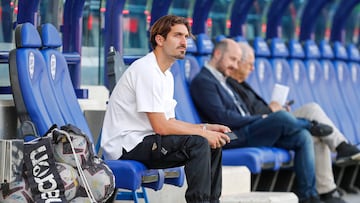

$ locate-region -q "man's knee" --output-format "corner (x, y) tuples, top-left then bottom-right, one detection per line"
(297, 129), (314, 147)
(188, 135), (210, 153)
(191, 135), (208, 145)
(272, 110), (297, 123)
(302, 102), (321, 111)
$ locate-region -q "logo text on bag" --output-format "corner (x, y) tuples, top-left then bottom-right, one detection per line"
(30, 145), (62, 202)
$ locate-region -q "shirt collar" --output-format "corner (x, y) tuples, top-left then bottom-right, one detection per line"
(204, 62), (227, 84)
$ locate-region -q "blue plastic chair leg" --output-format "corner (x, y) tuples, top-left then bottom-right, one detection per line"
(115, 186), (149, 203)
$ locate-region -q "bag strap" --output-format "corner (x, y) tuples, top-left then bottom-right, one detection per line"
(18, 120), (39, 140)
(60, 124), (97, 163)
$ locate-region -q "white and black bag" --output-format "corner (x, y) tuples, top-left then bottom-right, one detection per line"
(51, 124), (115, 203)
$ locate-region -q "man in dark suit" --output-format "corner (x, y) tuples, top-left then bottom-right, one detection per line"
(190, 39), (331, 203)
(226, 42), (358, 203)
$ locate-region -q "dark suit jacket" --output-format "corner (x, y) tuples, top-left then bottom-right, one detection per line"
(190, 67), (262, 130)
(227, 77), (272, 115)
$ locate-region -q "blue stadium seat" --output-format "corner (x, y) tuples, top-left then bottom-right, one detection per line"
(346, 44), (360, 111)
(233, 35), (247, 43)
(9, 22), (65, 137)
(215, 34), (226, 42)
(269, 38), (301, 110)
(37, 23), (167, 203)
(347, 47), (360, 108)
(304, 40), (357, 144)
(237, 38), (294, 170)
(287, 39), (311, 107)
(181, 37), (202, 84)
(250, 38), (296, 167)
(331, 41), (360, 144)
(301, 40), (340, 127)
(171, 61), (202, 124)
(252, 37), (274, 102)
(37, 23), (93, 142)
(346, 44), (360, 100)
(195, 33), (213, 67)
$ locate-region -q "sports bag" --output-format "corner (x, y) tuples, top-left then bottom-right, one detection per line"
(51, 124), (115, 202)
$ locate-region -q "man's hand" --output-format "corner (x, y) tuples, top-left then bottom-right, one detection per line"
(204, 123), (231, 133)
(204, 130), (231, 149)
(268, 101), (283, 112)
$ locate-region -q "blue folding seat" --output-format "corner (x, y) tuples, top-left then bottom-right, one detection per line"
(252, 37), (274, 102)
(8, 22), (65, 138)
(37, 23), (170, 203)
(233, 35), (247, 43)
(320, 42), (360, 192)
(239, 38), (293, 167)
(330, 41), (360, 143)
(195, 33), (213, 67)
(171, 60), (202, 124)
(251, 38), (295, 167)
(269, 38), (301, 110)
(304, 40), (357, 145)
(301, 40), (339, 126)
(289, 40), (354, 146)
(181, 37), (202, 84)
(288, 40), (315, 105)
(287, 39), (312, 107)
(346, 44), (360, 102)
(215, 34), (226, 42)
(37, 24), (94, 142)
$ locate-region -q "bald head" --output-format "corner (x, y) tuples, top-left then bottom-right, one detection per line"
(208, 38), (242, 77)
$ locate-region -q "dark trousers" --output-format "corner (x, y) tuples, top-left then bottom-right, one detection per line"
(227, 111), (317, 200)
(120, 134), (222, 203)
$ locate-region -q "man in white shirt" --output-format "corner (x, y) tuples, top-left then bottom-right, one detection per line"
(101, 15), (232, 203)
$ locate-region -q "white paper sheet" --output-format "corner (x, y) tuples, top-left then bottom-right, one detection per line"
(271, 83), (289, 106)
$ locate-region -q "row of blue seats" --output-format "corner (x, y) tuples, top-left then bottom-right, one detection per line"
(9, 22), (184, 203)
(252, 38), (360, 191)
(253, 37), (360, 148)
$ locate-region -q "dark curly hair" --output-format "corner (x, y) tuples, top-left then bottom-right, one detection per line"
(149, 15), (192, 49)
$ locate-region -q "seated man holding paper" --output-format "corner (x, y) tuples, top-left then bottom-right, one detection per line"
(190, 39), (328, 203)
(226, 42), (360, 203)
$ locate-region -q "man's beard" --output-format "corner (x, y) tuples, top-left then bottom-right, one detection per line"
(216, 60), (228, 76)
(173, 51), (186, 59)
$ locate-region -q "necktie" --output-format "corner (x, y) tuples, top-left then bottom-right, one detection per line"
(226, 84), (250, 116)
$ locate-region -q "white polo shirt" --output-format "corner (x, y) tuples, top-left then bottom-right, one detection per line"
(101, 52), (177, 160)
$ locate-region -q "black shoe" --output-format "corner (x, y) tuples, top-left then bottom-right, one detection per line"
(300, 196), (324, 203)
(309, 120), (333, 137)
(336, 142), (360, 165)
(320, 189), (347, 203)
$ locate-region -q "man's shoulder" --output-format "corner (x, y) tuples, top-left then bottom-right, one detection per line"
(190, 68), (216, 93)
(192, 67), (210, 82)
(132, 53), (155, 66)
(128, 53), (158, 73)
